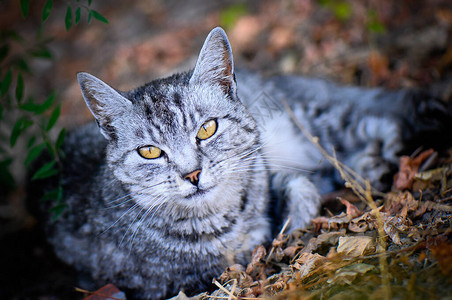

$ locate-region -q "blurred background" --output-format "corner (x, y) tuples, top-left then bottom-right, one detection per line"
(1, 0), (451, 298)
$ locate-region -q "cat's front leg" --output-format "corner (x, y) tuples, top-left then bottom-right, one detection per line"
(270, 173), (321, 231)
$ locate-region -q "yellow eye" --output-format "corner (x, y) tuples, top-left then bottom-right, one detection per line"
(196, 119), (217, 140)
(137, 146), (162, 159)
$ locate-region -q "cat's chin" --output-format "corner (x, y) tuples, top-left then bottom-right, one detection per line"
(184, 188), (210, 200)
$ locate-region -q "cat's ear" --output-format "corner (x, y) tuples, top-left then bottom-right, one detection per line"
(190, 27), (236, 95)
(77, 72), (132, 140)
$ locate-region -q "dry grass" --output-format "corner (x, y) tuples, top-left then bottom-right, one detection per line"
(191, 99), (452, 300)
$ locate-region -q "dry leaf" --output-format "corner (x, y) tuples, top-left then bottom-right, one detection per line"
(268, 26), (295, 53)
(369, 51), (390, 84)
(303, 231), (345, 253)
(337, 236), (376, 256)
(393, 149), (434, 190)
(229, 16), (263, 51)
(219, 264), (250, 285)
(382, 214), (412, 245)
(348, 220), (369, 233)
(293, 253), (326, 279)
(283, 246), (303, 258)
(312, 216), (337, 231)
(246, 245), (267, 278)
(311, 213), (351, 231)
(348, 211), (375, 233)
(168, 291), (207, 300)
(329, 263), (376, 285)
(81, 284), (126, 300)
(339, 197), (362, 219)
(430, 242), (452, 276)
(414, 167), (448, 181)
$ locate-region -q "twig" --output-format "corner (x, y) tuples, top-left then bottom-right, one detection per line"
(281, 98), (392, 300)
(228, 279), (237, 300)
(213, 279), (237, 300)
(266, 217), (291, 264)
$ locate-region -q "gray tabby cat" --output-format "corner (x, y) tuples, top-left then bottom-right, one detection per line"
(41, 27), (449, 299)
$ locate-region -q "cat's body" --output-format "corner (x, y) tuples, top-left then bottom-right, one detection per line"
(37, 28), (450, 299)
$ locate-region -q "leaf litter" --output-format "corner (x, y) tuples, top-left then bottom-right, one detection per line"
(83, 102), (452, 300)
(192, 104), (452, 300)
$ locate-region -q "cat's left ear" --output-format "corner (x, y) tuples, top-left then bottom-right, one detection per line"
(190, 27), (236, 95)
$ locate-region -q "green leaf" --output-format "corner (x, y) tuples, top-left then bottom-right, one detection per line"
(56, 128), (66, 151)
(88, 0), (92, 5)
(27, 135), (36, 148)
(367, 10), (386, 34)
(46, 104), (60, 131)
(41, 186), (63, 202)
(65, 5), (73, 31)
(0, 44), (9, 63)
(41, 189), (58, 202)
(75, 7), (81, 25)
(44, 139), (55, 158)
(0, 158), (15, 188)
(30, 47), (53, 59)
(42, 0), (53, 22)
(0, 105), (3, 120)
(32, 160), (57, 180)
(14, 57), (30, 72)
(88, 10), (92, 24)
(20, 0), (30, 18)
(20, 93), (55, 114)
(19, 101), (40, 113)
(1, 69), (12, 96)
(24, 143), (45, 166)
(219, 3), (248, 30)
(50, 203), (67, 221)
(10, 117), (33, 147)
(39, 92), (56, 113)
(16, 73), (24, 102)
(90, 10), (108, 24)
(4, 31), (24, 43)
(334, 2), (352, 21)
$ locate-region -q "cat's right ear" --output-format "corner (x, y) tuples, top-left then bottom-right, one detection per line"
(77, 72), (132, 140)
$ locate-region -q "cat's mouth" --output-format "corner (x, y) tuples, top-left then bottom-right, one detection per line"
(185, 188), (210, 199)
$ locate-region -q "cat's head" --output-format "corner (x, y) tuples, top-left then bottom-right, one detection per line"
(77, 28), (261, 215)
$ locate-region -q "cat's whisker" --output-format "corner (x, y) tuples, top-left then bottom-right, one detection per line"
(119, 193), (166, 247)
(227, 162), (312, 174)
(244, 155), (312, 169)
(125, 194), (170, 251)
(218, 139), (269, 165)
(99, 202), (142, 236)
(236, 144), (266, 160)
(119, 204), (148, 247)
(101, 188), (169, 238)
(144, 197), (169, 227)
(126, 198), (162, 251)
(104, 197), (135, 209)
(105, 181), (166, 206)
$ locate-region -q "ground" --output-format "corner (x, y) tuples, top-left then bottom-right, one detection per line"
(0, 0), (451, 299)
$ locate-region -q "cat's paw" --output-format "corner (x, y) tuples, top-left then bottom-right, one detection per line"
(285, 176), (321, 229)
(350, 154), (397, 192)
(272, 174), (321, 230)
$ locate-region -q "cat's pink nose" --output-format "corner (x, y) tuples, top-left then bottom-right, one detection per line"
(184, 169), (201, 186)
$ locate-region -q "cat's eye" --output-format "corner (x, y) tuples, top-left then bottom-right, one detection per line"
(196, 119), (217, 140)
(137, 146), (162, 159)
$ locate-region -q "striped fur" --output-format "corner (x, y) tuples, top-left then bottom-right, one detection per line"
(42, 27), (450, 299)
